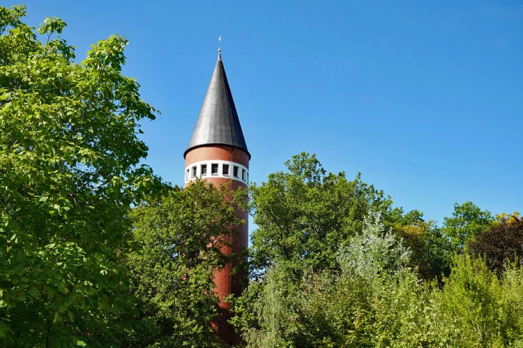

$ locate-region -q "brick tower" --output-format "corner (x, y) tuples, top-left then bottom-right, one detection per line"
(183, 49), (249, 340)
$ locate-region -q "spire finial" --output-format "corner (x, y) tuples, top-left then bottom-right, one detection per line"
(218, 36), (222, 59)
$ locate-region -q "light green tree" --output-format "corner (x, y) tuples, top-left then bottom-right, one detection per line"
(0, 5), (159, 346)
(428, 256), (523, 347)
(443, 201), (494, 251)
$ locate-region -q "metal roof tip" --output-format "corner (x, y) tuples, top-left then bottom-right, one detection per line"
(184, 51), (250, 159)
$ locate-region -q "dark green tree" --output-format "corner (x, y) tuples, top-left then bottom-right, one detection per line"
(0, 5), (159, 346)
(249, 152), (393, 277)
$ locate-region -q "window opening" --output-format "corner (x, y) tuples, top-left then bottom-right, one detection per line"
(211, 163), (219, 175)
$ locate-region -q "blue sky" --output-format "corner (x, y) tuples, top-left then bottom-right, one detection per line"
(18, 0), (523, 223)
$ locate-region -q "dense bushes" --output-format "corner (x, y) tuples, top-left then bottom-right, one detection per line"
(234, 214), (523, 348)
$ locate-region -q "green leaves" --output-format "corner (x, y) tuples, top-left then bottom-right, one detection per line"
(38, 17), (66, 35)
(125, 181), (242, 347)
(249, 152), (393, 277)
(0, 4), (160, 346)
(237, 220), (523, 347)
(443, 201), (495, 251)
(0, 5), (26, 34)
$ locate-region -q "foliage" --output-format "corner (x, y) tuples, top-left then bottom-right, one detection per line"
(496, 212), (521, 225)
(443, 201), (495, 251)
(249, 152), (393, 278)
(2, 5), (522, 347)
(235, 213), (420, 347)
(468, 215), (523, 274)
(428, 255), (523, 347)
(388, 207), (424, 226)
(395, 221), (452, 280)
(236, 213), (523, 348)
(339, 213), (410, 284)
(0, 5), (160, 346)
(124, 181), (244, 348)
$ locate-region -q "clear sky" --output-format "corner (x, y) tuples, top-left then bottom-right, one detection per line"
(17, 0), (523, 223)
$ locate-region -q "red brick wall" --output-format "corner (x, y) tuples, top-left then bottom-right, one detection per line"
(185, 145), (249, 169)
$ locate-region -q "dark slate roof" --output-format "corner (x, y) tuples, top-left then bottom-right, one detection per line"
(184, 53), (250, 158)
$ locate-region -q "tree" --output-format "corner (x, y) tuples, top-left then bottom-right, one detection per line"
(0, 6), (159, 346)
(125, 181), (244, 348)
(468, 214), (523, 274)
(249, 152), (393, 278)
(443, 201), (494, 251)
(394, 221), (452, 281)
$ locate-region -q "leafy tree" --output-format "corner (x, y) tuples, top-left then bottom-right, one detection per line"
(468, 214), (523, 274)
(395, 221), (452, 280)
(340, 213), (411, 284)
(496, 211), (521, 225)
(388, 207), (425, 226)
(0, 5), (159, 346)
(249, 152), (393, 278)
(125, 181), (244, 347)
(443, 201), (495, 251)
(236, 224), (523, 347)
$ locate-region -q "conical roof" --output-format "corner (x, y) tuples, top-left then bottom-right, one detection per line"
(184, 53), (250, 158)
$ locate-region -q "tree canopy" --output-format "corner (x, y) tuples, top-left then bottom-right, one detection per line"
(0, 5), (159, 346)
(249, 152), (394, 277)
(442, 201), (495, 251)
(468, 214), (523, 274)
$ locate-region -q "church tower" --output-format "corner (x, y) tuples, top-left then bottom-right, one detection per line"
(184, 49), (249, 340)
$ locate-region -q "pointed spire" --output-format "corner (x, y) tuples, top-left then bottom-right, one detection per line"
(184, 52), (250, 158)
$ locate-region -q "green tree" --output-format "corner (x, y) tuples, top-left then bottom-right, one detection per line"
(443, 201), (494, 252)
(388, 207), (425, 226)
(124, 181), (245, 348)
(395, 221), (452, 281)
(249, 152), (393, 278)
(0, 5), (159, 346)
